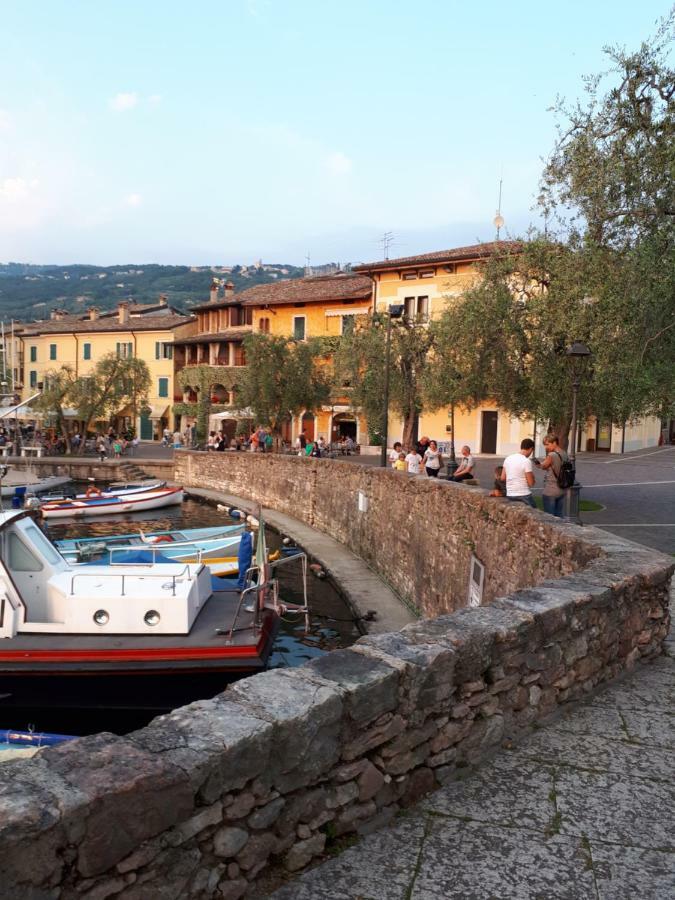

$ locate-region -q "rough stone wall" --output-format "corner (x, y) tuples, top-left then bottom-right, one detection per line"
(174, 451), (600, 615)
(0, 526), (671, 899)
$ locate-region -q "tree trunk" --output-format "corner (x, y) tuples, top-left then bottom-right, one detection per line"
(549, 416), (573, 451)
(401, 407), (417, 450)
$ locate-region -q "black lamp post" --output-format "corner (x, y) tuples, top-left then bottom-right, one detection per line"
(380, 304), (405, 468)
(563, 340), (592, 523)
(446, 400), (459, 479)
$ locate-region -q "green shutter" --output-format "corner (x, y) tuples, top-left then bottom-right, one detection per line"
(83, 343), (91, 360)
(49, 344), (57, 360)
(116, 342), (121, 358)
(155, 342), (160, 359)
(30, 346), (37, 362)
(158, 377), (168, 398)
(128, 342), (133, 357)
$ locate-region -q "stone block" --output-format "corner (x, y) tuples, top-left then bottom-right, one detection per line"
(307, 648), (398, 727)
(213, 826), (249, 859)
(228, 668), (343, 792)
(341, 713), (406, 761)
(357, 761), (385, 802)
(236, 832), (276, 871)
(129, 693), (273, 802)
(165, 800), (222, 847)
(284, 833), (326, 872)
(37, 733), (194, 879)
(247, 796), (285, 830)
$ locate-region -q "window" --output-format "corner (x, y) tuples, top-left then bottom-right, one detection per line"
(116, 342), (133, 358)
(24, 523), (61, 565)
(30, 346), (37, 363)
(404, 296), (429, 322)
(341, 315), (355, 336)
(83, 343), (91, 360)
(419, 269), (434, 278)
(158, 377), (169, 398)
(49, 344), (57, 360)
(8, 532), (43, 572)
(154, 342), (173, 360)
(402, 271), (417, 280)
(443, 264), (457, 274)
(293, 316), (306, 341)
(404, 296), (416, 319)
(259, 317), (270, 334)
(245, 307), (253, 325)
(417, 295), (429, 320)
(29, 370), (37, 388)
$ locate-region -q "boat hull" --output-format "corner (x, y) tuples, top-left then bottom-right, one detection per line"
(41, 487), (184, 519)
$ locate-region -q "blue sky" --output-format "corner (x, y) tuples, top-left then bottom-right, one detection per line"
(0, 0), (670, 265)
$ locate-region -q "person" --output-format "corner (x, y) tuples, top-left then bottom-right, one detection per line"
(190, 423), (197, 447)
(97, 436), (107, 461)
(265, 430), (274, 453)
(250, 429), (260, 452)
(112, 437), (122, 458)
(162, 427), (171, 447)
(256, 425), (267, 452)
(172, 429), (182, 449)
(317, 436), (326, 455)
(345, 435), (355, 453)
(405, 446), (422, 475)
(423, 439), (442, 477)
(489, 465), (506, 497)
(298, 430), (307, 451)
(451, 446), (475, 483)
(388, 441), (403, 466)
(501, 438), (536, 507)
(393, 451), (407, 472)
(416, 435), (430, 458)
(207, 431), (217, 451)
(539, 432), (568, 517)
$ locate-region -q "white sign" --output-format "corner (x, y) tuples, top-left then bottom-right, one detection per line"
(357, 491), (368, 513)
(468, 555), (485, 608)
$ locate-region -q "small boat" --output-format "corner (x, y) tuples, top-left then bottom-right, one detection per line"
(0, 729), (76, 761)
(39, 486), (184, 519)
(0, 470), (72, 498)
(0, 509), (287, 696)
(56, 524), (246, 577)
(39, 480), (166, 502)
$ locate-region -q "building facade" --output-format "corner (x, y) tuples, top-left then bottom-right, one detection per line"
(17, 300), (196, 440)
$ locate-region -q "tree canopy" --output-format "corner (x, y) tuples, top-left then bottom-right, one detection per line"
(240, 334), (330, 434)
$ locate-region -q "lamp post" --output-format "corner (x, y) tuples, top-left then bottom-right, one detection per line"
(563, 340), (592, 524)
(446, 400), (459, 479)
(380, 304), (404, 468)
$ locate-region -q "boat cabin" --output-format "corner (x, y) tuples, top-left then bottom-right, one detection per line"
(0, 511), (212, 638)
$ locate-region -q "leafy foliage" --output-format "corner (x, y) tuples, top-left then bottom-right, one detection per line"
(334, 313), (434, 447)
(240, 334), (331, 433)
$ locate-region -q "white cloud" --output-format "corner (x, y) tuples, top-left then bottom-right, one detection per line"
(109, 92), (139, 112)
(0, 176), (39, 201)
(325, 151), (353, 176)
(147, 94), (162, 106)
(124, 193), (142, 207)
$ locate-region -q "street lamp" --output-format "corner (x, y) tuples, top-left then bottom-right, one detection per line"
(380, 304), (405, 468)
(563, 340), (592, 524)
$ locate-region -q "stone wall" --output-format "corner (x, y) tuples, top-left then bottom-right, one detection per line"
(0, 522), (671, 899)
(174, 451), (600, 616)
(8, 457), (174, 484)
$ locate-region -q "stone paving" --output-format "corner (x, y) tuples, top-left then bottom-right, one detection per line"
(269, 594), (675, 899)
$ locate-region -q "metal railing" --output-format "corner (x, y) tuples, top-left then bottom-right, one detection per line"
(69, 563), (194, 598)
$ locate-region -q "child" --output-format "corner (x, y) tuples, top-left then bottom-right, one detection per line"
(489, 465), (506, 497)
(393, 451), (407, 472)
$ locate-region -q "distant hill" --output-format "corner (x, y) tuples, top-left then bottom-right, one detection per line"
(0, 262), (308, 321)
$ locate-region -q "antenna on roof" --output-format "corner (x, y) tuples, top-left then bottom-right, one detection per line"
(493, 171), (505, 240)
(379, 231), (394, 259)
(304, 252), (312, 278)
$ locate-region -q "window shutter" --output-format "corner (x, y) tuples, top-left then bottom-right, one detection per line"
(128, 342), (133, 357)
(116, 342), (121, 358)
(155, 342), (160, 359)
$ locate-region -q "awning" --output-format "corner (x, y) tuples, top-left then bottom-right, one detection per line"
(324, 307), (370, 317)
(147, 405), (169, 420)
(210, 407), (253, 421)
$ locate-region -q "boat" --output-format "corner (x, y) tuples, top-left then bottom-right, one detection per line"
(38, 486), (184, 519)
(0, 729), (76, 762)
(56, 524), (247, 577)
(0, 468), (72, 499)
(39, 480), (166, 502)
(0, 509), (293, 703)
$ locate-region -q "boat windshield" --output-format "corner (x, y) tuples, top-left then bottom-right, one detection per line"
(21, 522), (62, 565)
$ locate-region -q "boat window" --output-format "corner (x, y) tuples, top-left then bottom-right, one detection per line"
(23, 523), (62, 565)
(7, 532), (44, 572)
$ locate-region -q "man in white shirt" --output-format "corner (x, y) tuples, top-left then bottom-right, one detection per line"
(501, 438), (536, 507)
(450, 445), (475, 483)
(405, 448), (422, 475)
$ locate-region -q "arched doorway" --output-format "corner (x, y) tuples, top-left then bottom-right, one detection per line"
(332, 412), (357, 441)
(301, 411), (315, 443)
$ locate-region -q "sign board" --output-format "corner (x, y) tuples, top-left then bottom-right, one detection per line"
(468, 555), (485, 608)
(357, 491), (368, 513)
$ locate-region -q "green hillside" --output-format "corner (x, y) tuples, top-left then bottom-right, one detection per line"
(0, 262), (306, 321)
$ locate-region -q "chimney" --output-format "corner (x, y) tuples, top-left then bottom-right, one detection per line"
(158, 294), (168, 306)
(209, 280), (219, 304)
(224, 281), (234, 299)
(50, 308), (65, 321)
(118, 301), (130, 325)
(88, 307), (99, 321)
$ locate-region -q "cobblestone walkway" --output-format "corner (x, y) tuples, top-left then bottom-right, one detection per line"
(270, 596), (675, 900)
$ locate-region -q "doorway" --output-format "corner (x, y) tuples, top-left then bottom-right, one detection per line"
(596, 420), (612, 451)
(480, 411), (498, 454)
(331, 413), (357, 441)
(301, 412), (315, 443)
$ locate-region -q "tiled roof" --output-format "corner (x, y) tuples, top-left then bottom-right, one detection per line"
(176, 328), (252, 345)
(238, 274), (372, 307)
(190, 297), (241, 313)
(352, 241), (524, 272)
(20, 313), (194, 336)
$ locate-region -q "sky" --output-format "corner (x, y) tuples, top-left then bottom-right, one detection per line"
(0, 0), (671, 266)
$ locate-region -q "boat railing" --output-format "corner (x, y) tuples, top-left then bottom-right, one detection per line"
(106, 545), (207, 566)
(69, 564), (195, 598)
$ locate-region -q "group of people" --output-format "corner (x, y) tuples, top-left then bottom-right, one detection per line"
(387, 431), (570, 518)
(96, 428), (138, 460)
(492, 433), (569, 517)
(388, 437), (476, 481)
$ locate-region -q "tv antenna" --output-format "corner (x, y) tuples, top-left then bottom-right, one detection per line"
(493, 173), (505, 240)
(379, 231), (394, 260)
(304, 252), (312, 277)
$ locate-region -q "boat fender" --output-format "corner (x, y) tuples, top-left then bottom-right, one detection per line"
(85, 486), (102, 498)
(309, 563), (326, 579)
(246, 515), (259, 528)
(282, 536), (292, 546)
(216, 504), (228, 512)
(229, 508), (242, 518)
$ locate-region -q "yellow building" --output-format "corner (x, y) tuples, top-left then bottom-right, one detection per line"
(354, 242), (662, 455)
(239, 273), (373, 444)
(18, 300), (196, 440)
